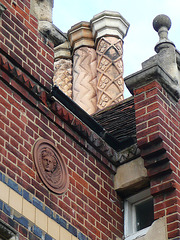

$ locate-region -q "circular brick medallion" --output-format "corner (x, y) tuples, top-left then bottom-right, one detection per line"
(33, 139), (69, 194)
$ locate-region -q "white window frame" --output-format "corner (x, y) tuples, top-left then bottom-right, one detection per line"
(124, 189), (153, 240)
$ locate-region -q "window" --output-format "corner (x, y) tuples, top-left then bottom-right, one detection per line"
(124, 189), (154, 240)
(0, 221), (18, 240)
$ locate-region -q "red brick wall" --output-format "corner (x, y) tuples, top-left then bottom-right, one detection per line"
(0, 0), (54, 91)
(134, 80), (180, 239)
(0, 73), (123, 239)
(0, 1), (123, 239)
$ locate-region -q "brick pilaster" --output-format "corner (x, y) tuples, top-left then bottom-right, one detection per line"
(125, 66), (180, 239)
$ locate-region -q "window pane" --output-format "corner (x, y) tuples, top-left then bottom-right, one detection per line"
(135, 198), (154, 231)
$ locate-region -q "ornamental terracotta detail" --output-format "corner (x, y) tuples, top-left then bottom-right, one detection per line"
(96, 37), (124, 110)
(53, 59), (73, 98)
(73, 47), (97, 114)
(33, 139), (69, 194)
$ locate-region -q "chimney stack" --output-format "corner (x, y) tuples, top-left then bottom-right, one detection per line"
(54, 11), (129, 114)
(91, 11), (129, 110)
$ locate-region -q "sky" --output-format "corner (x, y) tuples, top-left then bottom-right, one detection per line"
(53, 0), (180, 97)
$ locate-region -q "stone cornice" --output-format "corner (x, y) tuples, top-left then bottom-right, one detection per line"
(125, 64), (180, 101)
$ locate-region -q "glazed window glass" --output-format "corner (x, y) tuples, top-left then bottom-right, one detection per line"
(124, 189), (154, 240)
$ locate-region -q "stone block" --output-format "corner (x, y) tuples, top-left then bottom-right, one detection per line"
(47, 218), (60, 239)
(13, 214), (29, 229)
(60, 226), (72, 240)
(114, 157), (148, 194)
(72, 237), (78, 240)
(68, 224), (77, 237)
(30, 0), (53, 22)
(9, 189), (23, 213)
(33, 225), (42, 238)
(8, 178), (22, 195)
(78, 232), (88, 240)
(45, 233), (53, 240)
(22, 199), (35, 223)
(45, 234), (53, 240)
(3, 203), (11, 216)
(33, 197), (43, 211)
(35, 208), (48, 232)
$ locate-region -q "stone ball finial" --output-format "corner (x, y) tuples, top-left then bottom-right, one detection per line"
(153, 14), (171, 33)
(153, 14), (175, 53)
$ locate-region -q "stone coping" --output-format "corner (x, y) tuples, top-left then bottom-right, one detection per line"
(125, 64), (180, 101)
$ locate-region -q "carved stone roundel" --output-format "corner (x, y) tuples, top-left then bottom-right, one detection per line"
(33, 139), (69, 194)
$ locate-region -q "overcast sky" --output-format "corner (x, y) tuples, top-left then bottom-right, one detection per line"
(53, 0), (180, 97)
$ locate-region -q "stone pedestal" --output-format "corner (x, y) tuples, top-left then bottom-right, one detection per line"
(68, 22), (97, 115)
(91, 11), (129, 110)
(53, 41), (73, 98)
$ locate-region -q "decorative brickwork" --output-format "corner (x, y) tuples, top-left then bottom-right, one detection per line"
(0, 172), (88, 240)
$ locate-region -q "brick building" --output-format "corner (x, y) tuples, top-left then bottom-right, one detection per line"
(0, 1), (180, 240)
